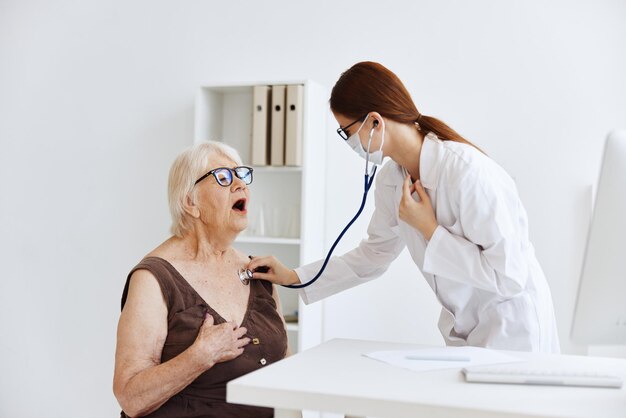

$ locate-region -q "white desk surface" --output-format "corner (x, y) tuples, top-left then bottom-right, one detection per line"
(227, 338), (626, 418)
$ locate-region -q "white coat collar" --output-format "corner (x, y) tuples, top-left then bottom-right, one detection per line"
(418, 132), (444, 191)
(377, 132), (444, 189)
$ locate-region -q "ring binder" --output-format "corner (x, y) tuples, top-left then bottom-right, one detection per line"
(270, 85), (286, 166)
(251, 85), (271, 166)
(285, 84), (304, 166)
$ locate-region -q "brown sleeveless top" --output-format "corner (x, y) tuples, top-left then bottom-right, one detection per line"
(120, 256), (288, 418)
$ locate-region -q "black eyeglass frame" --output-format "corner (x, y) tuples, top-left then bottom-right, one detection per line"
(336, 114), (369, 140)
(194, 166), (254, 187)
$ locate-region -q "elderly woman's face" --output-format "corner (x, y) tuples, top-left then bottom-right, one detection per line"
(194, 155), (250, 234)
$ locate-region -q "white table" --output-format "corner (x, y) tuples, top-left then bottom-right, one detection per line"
(227, 338), (626, 418)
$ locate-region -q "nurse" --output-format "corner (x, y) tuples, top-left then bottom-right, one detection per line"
(248, 61), (560, 353)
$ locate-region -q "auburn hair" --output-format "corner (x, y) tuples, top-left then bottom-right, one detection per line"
(330, 61), (483, 152)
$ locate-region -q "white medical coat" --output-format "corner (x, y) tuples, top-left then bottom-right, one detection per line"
(296, 133), (560, 353)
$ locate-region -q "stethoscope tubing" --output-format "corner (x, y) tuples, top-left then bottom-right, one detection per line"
(283, 165), (377, 289)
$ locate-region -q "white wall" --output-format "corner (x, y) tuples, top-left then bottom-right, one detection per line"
(1, 1), (625, 416)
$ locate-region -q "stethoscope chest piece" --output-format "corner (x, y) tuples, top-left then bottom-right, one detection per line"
(237, 268), (252, 285)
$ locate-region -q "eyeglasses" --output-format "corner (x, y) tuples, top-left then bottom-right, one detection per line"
(194, 166), (254, 187)
(336, 114), (368, 140)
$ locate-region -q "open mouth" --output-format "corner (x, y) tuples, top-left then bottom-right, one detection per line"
(232, 198), (247, 213)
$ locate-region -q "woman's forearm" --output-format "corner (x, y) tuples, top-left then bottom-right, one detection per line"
(116, 345), (212, 417)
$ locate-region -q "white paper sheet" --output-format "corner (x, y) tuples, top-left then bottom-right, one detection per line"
(364, 346), (523, 373)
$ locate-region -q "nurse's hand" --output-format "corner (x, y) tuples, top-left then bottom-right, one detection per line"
(399, 175), (438, 240)
(246, 255), (301, 286)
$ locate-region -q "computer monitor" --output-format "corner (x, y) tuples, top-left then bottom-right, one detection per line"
(571, 130), (626, 344)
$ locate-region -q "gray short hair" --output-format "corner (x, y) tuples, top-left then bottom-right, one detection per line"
(168, 141), (243, 237)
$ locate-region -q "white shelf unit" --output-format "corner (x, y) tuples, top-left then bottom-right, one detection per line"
(194, 80), (327, 354)
(235, 236), (301, 245)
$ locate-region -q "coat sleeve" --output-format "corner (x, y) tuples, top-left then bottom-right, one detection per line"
(422, 168), (529, 297)
(297, 179), (406, 305)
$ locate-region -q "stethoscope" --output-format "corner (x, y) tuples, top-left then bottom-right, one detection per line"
(237, 122), (380, 288)
(285, 163), (377, 289)
(237, 165), (377, 289)
(238, 256), (269, 285)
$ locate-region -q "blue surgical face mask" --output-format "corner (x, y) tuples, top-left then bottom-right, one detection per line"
(345, 115), (385, 165)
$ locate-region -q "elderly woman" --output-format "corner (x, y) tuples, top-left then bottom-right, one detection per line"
(113, 141), (288, 417)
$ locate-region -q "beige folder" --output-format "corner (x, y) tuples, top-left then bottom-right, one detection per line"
(251, 85), (271, 166)
(285, 84), (304, 166)
(270, 85), (286, 166)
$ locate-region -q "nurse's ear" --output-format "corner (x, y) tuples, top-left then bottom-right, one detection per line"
(368, 111), (384, 131)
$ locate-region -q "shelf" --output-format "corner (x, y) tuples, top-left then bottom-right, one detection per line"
(252, 166), (302, 173)
(236, 236), (301, 245)
(200, 80), (309, 92)
(285, 323), (299, 332)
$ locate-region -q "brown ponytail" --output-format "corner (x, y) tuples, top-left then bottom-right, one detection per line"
(330, 61), (483, 153)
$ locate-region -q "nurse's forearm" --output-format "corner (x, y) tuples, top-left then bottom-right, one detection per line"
(289, 269), (301, 285)
(423, 226), (525, 296)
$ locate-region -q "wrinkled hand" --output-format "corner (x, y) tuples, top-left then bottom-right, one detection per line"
(246, 255), (300, 286)
(193, 314), (250, 367)
(398, 175), (438, 240)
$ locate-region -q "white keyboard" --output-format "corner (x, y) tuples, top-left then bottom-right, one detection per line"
(463, 365), (623, 388)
